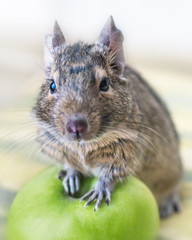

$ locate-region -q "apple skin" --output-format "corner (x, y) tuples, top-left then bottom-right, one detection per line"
(7, 166), (159, 240)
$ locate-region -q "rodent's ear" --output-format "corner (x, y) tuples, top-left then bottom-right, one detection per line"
(98, 16), (125, 77)
(44, 21), (65, 76)
(52, 21), (66, 49)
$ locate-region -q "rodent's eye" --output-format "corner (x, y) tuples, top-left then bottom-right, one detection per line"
(50, 80), (57, 94)
(99, 77), (109, 92)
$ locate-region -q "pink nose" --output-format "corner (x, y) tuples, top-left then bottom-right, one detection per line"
(66, 119), (88, 136)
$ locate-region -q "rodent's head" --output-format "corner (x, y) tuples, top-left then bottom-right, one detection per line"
(34, 17), (133, 144)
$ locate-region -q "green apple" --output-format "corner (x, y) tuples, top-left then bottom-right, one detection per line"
(7, 166), (159, 240)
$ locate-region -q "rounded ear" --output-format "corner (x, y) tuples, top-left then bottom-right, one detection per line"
(44, 21), (65, 76)
(98, 16), (125, 77)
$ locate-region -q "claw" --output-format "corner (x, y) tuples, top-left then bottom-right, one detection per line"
(84, 192), (98, 208)
(60, 168), (81, 195)
(80, 189), (94, 202)
(75, 175), (80, 192)
(81, 178), (113, 210)
(58, 170), (66, 180)
(94, 192), (103, 211)
(105, 197), (111, 205)
(63, 178), (69, 194)
(104, 189), (111, 205)
(69, 176), (75, 195)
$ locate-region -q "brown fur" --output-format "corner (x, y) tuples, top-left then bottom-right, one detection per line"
(33, 19), (182, 217)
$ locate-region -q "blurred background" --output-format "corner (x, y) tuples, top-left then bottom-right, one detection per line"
(0, 0), (192, 239)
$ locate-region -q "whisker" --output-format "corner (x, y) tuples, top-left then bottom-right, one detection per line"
(101, 120), (168, 142)
(0, 133), (37, 157)
(0, 137), (38, 176)
(105, 126), (157, 150)
(0, 122), (37, 144)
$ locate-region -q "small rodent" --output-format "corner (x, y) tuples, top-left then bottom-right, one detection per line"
(33, 16), (182, 218)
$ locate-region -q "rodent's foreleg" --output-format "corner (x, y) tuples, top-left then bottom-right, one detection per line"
(58, 168), (81, 195)
(80, 177), (114, 211)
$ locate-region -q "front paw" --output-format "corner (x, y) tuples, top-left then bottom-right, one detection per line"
(80, 177), (114, 211)
(58, 169), (81, 195)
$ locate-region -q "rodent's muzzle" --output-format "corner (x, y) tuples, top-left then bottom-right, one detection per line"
(66, 118), (88, 140)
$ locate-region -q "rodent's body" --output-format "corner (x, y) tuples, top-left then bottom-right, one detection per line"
(34, 17), (182, 218)
(123, 67), (182, 205)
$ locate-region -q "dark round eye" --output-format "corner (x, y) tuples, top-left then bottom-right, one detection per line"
(99, 77), (109, 92)
(50, 80), (56, 94)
